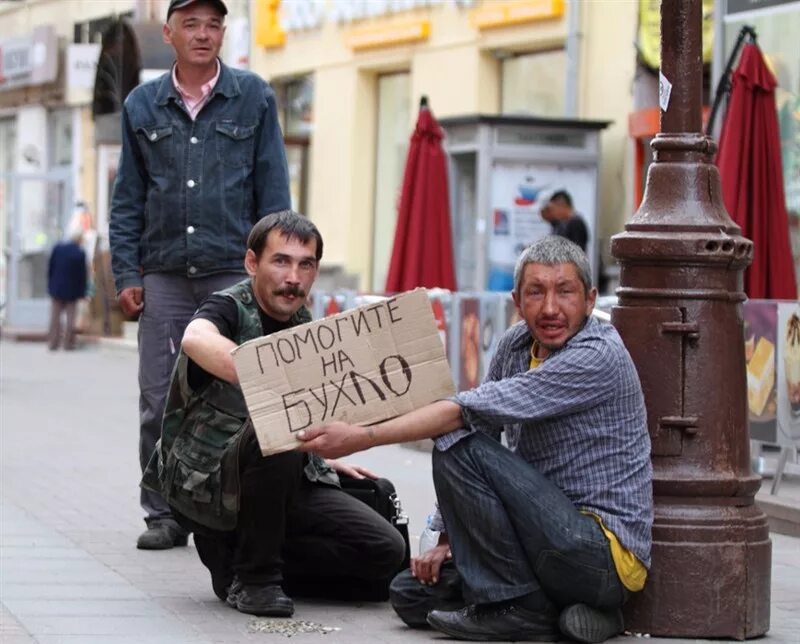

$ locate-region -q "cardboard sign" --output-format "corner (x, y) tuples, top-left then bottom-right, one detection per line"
(232, 288), (456, 455)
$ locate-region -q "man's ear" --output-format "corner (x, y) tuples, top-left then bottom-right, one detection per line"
(244, 249), (258, 276)
(162, 22), (172, 45)
(511, 290), (522, 317)
(585, 287), (598, 316)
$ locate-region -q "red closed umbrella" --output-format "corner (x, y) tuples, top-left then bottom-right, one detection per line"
(716, 42), (797, 299)
(385, 97), (457, 293)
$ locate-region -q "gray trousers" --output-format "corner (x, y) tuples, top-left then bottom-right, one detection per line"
(139, 271), (245, 525)
(48, 299), (78, 350)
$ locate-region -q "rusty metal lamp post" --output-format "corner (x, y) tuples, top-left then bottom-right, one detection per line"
(610, 0), (771, 638)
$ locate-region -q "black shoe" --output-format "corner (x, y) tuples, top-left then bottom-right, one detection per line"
(427, 601), (559, 641)
(227, 582), (294, 617)
(136, 521), (189, 550)
(212, 573), (236, 602)
(559, 604), (624, 643)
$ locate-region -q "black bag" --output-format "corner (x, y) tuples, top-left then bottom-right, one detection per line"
(339, 474), (412, 598)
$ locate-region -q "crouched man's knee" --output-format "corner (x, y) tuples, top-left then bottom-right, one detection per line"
(368, 524), (406, 579)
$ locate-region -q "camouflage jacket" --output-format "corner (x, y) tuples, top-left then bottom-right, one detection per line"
(141, 278), (337, 531)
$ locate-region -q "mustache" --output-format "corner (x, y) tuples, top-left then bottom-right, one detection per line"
(274, 285), (306, 298)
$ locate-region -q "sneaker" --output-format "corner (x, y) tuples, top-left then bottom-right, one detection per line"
(427, 601), (559, 641)
(228, 582), (294, 617)
(559, 604), (624, 643)
(136, 520), (189, 550)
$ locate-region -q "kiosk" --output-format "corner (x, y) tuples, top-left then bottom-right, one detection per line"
(439, 115), (610, 291)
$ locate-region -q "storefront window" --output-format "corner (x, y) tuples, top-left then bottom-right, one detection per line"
(501, 49), (567, 117)
(275, 75), (314, 138)
(372, 72), (410, 292)
(48, 109), (72, 169)
(0, 118), (16, 312)
(274, 76), (313, 213)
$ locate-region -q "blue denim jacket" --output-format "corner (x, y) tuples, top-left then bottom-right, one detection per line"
(109, 61), (290, 293)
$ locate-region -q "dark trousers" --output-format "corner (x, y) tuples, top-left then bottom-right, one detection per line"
(179, 428), (406, 599)
(390, 432), (625, 626)
(138, 272), (244, 525)
(48, 299), (77, 350)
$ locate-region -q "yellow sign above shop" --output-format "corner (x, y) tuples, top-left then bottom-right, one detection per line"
(471, 0), (564, 30)
(254, 0), (286, 49)
(637, 0), (714, 68)
(346, 20), (431, 52)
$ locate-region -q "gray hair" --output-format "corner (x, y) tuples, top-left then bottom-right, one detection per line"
(65, 219), (84, 243)
(513, 236), (592, 296)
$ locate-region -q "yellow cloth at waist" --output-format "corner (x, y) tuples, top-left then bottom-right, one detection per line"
(582, 511), (647, 592)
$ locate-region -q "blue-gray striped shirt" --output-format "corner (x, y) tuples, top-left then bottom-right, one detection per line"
(434, 315), (653, 567)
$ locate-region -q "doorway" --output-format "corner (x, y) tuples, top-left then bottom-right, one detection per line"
(2, 170), (72, 329)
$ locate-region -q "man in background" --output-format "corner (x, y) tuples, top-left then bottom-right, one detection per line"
(540, 189), (590, 252)
(47, 221), (87, 351)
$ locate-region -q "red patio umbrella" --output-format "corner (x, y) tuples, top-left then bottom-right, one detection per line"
(716, 42), (797, 299)
(385, 96), (457, 293)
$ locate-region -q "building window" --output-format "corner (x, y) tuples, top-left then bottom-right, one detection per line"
(49, 109), (72, 169)
(274, 75), (314, 214)
(501, 49), (567, 117)
(372, 72), (410, 292)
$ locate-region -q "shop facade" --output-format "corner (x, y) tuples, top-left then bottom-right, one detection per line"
(0, 0), (252, 330)
(250, 0), (640, 291)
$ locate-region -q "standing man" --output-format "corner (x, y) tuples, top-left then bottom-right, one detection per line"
(47, 221), (87, 351)
(540, 189), (590, 252)
(298, 237), (652, 643)
(109, 0), (290, 550)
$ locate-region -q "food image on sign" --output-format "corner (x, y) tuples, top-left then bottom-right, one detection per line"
(784, 312), (800, 418)
(231, 288), (456, 456)
(748, 337), (775, 417)
(459, 298), (480, 391)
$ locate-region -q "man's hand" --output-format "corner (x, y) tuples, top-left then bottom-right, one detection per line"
(118, 286), (144, 317)
(326, 459), (378, 480)
(411, 541), (452, 586)
(296, 422), (375, 459)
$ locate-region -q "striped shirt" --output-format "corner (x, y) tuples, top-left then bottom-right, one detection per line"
(434, 315), (653, 567)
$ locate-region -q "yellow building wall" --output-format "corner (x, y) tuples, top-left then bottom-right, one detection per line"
(252, 0), (637, 289)
(579, 0), (638, 253)
(0, 0), (135, 37)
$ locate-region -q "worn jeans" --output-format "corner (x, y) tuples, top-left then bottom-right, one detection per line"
(138, 271), (244, 525)
(390, 432), (625, 626)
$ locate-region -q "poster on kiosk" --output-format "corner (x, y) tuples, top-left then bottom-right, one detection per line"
(487, 161), (597, 291)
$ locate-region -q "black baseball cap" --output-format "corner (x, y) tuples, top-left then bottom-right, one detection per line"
(167, 0), (228, 21)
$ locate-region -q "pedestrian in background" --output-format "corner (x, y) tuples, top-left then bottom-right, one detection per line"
(539, 189), (590, 251)
(109, 0), (291, 550)
(47, 221), (87, 351)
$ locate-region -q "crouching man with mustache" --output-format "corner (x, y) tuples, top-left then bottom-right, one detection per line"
(298, 236), (653, 642)
(142, 211), (405, 616)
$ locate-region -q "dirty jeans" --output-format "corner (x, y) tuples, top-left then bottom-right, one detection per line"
(390, 432), (626, 626)
(138, 272), (244, 525)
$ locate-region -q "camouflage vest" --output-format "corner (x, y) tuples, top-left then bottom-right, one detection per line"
(141, 278), (337, 531)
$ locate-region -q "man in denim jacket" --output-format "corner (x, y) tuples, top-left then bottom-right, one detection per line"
(109, 0), (290, 550)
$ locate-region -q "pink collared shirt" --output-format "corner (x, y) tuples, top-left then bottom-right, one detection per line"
(172, 60), (220, 120)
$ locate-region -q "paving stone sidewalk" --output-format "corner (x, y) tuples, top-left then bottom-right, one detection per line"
(1, 340), (799, 643)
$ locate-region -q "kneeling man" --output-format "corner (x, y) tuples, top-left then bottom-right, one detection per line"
(143, 211), (405, 616)
(298, 236), (653, 642)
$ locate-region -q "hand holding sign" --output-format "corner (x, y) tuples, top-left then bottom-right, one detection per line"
(298, 422), (374, 459)
(233, 289), (455, 456)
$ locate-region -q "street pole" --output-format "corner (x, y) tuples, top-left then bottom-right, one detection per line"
(610, 0), (771, 638)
